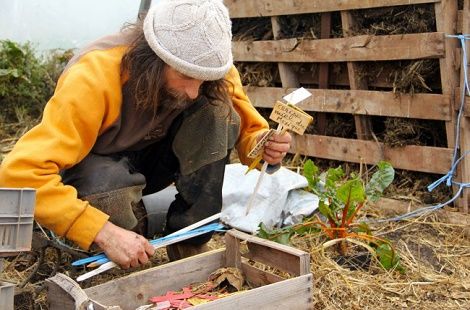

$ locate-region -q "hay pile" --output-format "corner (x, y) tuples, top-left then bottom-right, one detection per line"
(293, 214), (470, 309)
(4, 209), (469, 309)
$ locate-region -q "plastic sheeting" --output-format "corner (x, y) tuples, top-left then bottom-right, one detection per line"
(221, 164), (319, 233)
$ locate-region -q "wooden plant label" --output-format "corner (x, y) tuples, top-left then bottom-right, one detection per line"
(269, 101), (313, 135)
(247, 129), (275, 159)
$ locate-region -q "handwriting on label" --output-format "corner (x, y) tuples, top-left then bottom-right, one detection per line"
(269, 101), (313, 135)
(247, 129), (275, 159)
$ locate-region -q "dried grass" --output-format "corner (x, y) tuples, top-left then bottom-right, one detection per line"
(3, 199), (468, 310)
(291, 214), (470, 309)
(232, 17), (273, 41)
(350, 4), (436, 36)
(379, 117), (447, 148)
(236, 62), (279, 87)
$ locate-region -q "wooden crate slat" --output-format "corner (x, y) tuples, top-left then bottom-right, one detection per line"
(241, 262), (285, 287)
(246, 87), (451, 121)
(195, 274), (313, 310)
(292, 134), (453, 174)
(84, 250), (226, 309)
(227, 229), (310, 276)
(226, 0), (440, 18)
(233, 32), (445, 62)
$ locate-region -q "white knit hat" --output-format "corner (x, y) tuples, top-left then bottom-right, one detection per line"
(143, 0), (233, 81)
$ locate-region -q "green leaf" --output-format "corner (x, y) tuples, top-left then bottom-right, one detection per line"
(257, 223), (292, 245)
(275, 233), (291, 245)
(376, 243), (401, 270)
(3, 40), (24, 60)
(337, 179), (365, 204)
(366, 161), (395, 202)
(356, 222), (372, 235)
(318, 201), (333, 219)
(0, 68), (19, 78)
(257, 223), (271, 239)
(325, 166), (344, 189)
(303, 159), (319, 190)
(293, 225), (320, 235)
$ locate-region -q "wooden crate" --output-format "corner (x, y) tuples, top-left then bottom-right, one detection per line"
(46, 229), (313, 310)
(227, 0), (470, 212)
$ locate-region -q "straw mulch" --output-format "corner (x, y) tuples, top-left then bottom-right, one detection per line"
(292, 212), (470, 309)
(3, 203), (469, 309)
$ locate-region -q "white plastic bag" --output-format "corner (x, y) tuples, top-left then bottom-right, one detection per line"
(221, 164), (319, 233)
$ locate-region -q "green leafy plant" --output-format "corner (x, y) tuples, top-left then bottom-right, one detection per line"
(257, 160), (403, 272)
(0, 40), (72, 123)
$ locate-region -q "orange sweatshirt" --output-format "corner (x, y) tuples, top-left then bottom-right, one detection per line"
(0, 36), (268, 250)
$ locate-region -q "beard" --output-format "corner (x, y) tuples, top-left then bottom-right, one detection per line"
(160, 86), (196, 110)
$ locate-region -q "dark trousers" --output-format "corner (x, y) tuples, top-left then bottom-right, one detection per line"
(61, 102), (234, 245)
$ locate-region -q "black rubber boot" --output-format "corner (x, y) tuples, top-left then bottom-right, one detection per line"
(165, 152), (230, 245)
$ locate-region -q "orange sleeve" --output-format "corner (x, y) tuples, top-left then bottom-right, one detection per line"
(225, 66), (269, 165)
(0, 46), (127, 250)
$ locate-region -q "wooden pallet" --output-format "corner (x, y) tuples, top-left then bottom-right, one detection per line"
(227, 0), (469, 213)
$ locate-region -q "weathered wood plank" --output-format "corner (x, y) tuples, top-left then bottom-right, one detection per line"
(225, 232), (241, 269)
(292, 134), (453, 174)
(271, 17), (300, 88)
(228, 229), (310, 276)
(436, 0), (465, 211)
(246, 87), (451, 121)
(435, 1), (459, 147)
(226, 0), (440, 18)
(194, 274), (313, 310)
(233, 32), (445, 62)
(316, 13), (332, 135)
(458, 10), (463, 33)
(457, 0), (470, 212)
(241, 261), (285, 287)
(341, 10), (374, 140)
(84, 250), (225, 310)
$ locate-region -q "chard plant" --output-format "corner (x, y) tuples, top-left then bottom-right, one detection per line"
(258, 160), (403, 271)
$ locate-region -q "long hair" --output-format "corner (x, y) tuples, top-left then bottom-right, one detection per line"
(120, 23), (232, 113)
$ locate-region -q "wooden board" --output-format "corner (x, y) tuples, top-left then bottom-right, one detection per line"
(240, 262), (285, 287)
(226, 0), (440, 18)
(341, 10), (373, 140)
(227, 229), (311, 276)
(314, 13), (332, 135)
(292, 134), (453, 174)
(458, 0), (470, 212)
(84, 250), (226, 310)
(245, 87), (451, 121)
(270, 16), (300, 88)
(435, 0), (465, 211)
(194, 274), (312, 309)
(458, 10), (463, 33)
(233, 32), (445, 62)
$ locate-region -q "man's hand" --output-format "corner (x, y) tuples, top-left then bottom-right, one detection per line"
(258, 130), (292, 165)
(94, 221), (155, 269)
